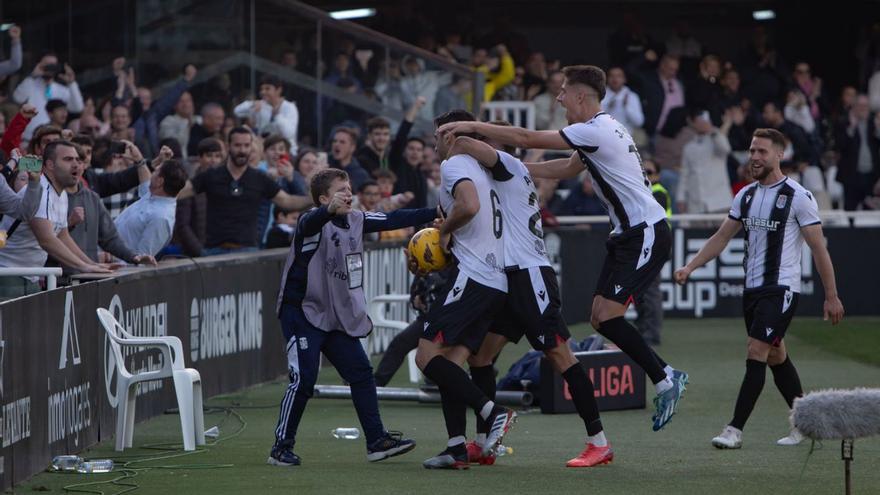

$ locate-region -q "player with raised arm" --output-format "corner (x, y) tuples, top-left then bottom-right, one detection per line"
(438, 65), (686, 431)
(674, 128), (844, 449)
(450, 128), (612, 467)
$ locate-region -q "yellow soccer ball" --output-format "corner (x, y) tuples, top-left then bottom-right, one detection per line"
(408, 228), (449, 273)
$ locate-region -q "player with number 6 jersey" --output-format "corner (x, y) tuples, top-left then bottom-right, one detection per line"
(416, 110), (516, 470)
(449, 131), (612, 468)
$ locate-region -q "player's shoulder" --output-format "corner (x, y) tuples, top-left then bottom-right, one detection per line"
(784, 177), (811, 196)
(442, 154), (480, 170)
(496, 150), (526, 171)
(786, 179), (818, 206)
(733, 182), (760, 200)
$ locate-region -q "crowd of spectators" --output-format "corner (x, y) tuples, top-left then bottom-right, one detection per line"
(273, 18), (880, 217)
(1, 17), (880, 297)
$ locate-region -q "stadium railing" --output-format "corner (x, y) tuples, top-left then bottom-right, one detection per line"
(0, 267), (63, 291)
(555, 211), (880, 227)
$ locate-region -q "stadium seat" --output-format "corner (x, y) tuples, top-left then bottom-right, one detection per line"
(96, 308), (205, 452)
(368, 294), (420, 384)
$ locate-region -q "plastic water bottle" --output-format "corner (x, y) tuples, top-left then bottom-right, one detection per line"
(50, 455), (83, 472)
(204, 426), (220, 439)
(494, 444), (513, 457)
(331, 427), (360, 439)
(76, 460), (114, 473)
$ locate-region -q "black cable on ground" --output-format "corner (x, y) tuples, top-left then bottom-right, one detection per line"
(57, 406), (247, 495)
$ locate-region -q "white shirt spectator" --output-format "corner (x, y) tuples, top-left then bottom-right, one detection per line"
(159, 114), (202, 159)
(601, 85), (645, 134)
(0, 175), (67, 278)
(784, 103), (816, 134)
(534, 93), (568, 131)
(677, 132), (733, 213)
(114, 182), (176, 257)
(233, 99), (299, 154)
(13, 77), (85, 139)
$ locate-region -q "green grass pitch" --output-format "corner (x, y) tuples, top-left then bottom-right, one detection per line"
(19, 317), (880, 494)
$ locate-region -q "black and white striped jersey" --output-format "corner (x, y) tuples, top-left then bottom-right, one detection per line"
(559, 112), (667, 235)
(729, 177), (821, 292)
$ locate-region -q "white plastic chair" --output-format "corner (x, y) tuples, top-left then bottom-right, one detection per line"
(368, 295), (420, 384)
(96, 308), (205, 451)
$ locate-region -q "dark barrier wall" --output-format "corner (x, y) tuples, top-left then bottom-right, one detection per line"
(558, 227), (880, 323)
(2, 227), (878, 488)
(0, 253), (289, 490)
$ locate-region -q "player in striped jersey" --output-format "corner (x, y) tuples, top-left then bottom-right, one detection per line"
(438, 65), (686, 432)
(675, 128), (844, 449)
(449, 128), (612, 467)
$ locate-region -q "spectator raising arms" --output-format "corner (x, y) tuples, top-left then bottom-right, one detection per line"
(115, 150), (188, 257)
(14, 53), (84, 140)
(234, 75), (300, 154)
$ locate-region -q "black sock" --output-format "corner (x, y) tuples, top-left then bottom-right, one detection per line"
(439, 384), (467, 439)
(423, 356), (490, 413)
(446, 442), (467, 456)
(770, 356), (803, 408)
(598, 317), (666, 384)
(730, 359), (767, 430)
(562, 363), (603, 436)
(651, 349), (668, 369)
(470, 365), (495, 434)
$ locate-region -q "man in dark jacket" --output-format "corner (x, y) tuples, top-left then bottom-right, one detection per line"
(628, 52), (686, 138)
(835, 94), (880, 210)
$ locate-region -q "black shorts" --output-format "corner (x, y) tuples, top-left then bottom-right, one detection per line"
(743, 286), (799, 346)
(422, 266), (507, 354)
(595, 220), (671, 305)
(491, 266), (570, 351)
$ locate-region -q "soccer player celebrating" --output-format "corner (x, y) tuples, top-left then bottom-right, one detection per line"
(269, 168), (439, 466)
(438, 65), (686, 431)
(449, 129), (612, 467)
(674, 128), (844, 449)
(416, 110), (517, 469)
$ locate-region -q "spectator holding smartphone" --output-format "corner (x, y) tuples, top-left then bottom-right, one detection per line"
(0, 148), (42, 226)
(13, 52), (84, 140)
(0, 141), (111, 299)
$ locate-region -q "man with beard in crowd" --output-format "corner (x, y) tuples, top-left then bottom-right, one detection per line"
(177, 128), (311, 255)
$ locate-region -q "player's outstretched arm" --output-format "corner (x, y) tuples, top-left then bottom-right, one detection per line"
(674, 217), (741, 285)
(449, 136), (498, 168)
(524, 152), (581, 180)
(438, 180), (479, 251)
(439, 121), (568, 150)
(363, 207), (439, 234)
(273, 190), (313, 211)
(801, 224), (844, 324)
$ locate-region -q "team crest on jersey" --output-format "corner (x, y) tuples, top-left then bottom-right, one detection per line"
(776, 195), (788, 209)
(534, 239), (546, 255)
(485, 253), (499, 271)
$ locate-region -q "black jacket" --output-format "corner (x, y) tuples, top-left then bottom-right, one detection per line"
(835, 116), (880, 184)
